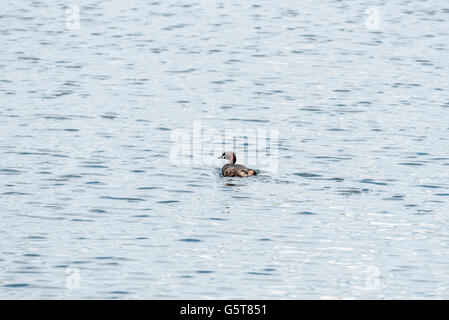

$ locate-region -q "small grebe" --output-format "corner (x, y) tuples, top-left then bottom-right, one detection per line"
(219, 151), (257, 177)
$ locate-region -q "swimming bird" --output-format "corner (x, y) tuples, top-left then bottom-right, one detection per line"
(219, 151), (257, 177)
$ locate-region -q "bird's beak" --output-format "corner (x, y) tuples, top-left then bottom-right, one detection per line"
(218, 156), (222, 159)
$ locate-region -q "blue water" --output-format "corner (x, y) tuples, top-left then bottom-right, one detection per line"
(1, 0), (448, 299)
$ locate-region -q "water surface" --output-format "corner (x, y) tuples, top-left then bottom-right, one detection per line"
(1, 0), (449, 299)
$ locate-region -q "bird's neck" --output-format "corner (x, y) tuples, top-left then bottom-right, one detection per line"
(227, 154), (236, 164)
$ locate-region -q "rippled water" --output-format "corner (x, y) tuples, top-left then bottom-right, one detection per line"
(1, 0), (449, 299)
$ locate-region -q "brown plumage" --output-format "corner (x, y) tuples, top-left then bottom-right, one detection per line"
(219, 151), (257, 177)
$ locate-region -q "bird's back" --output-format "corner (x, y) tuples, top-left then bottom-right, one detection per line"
(222, 164), (257, 177)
